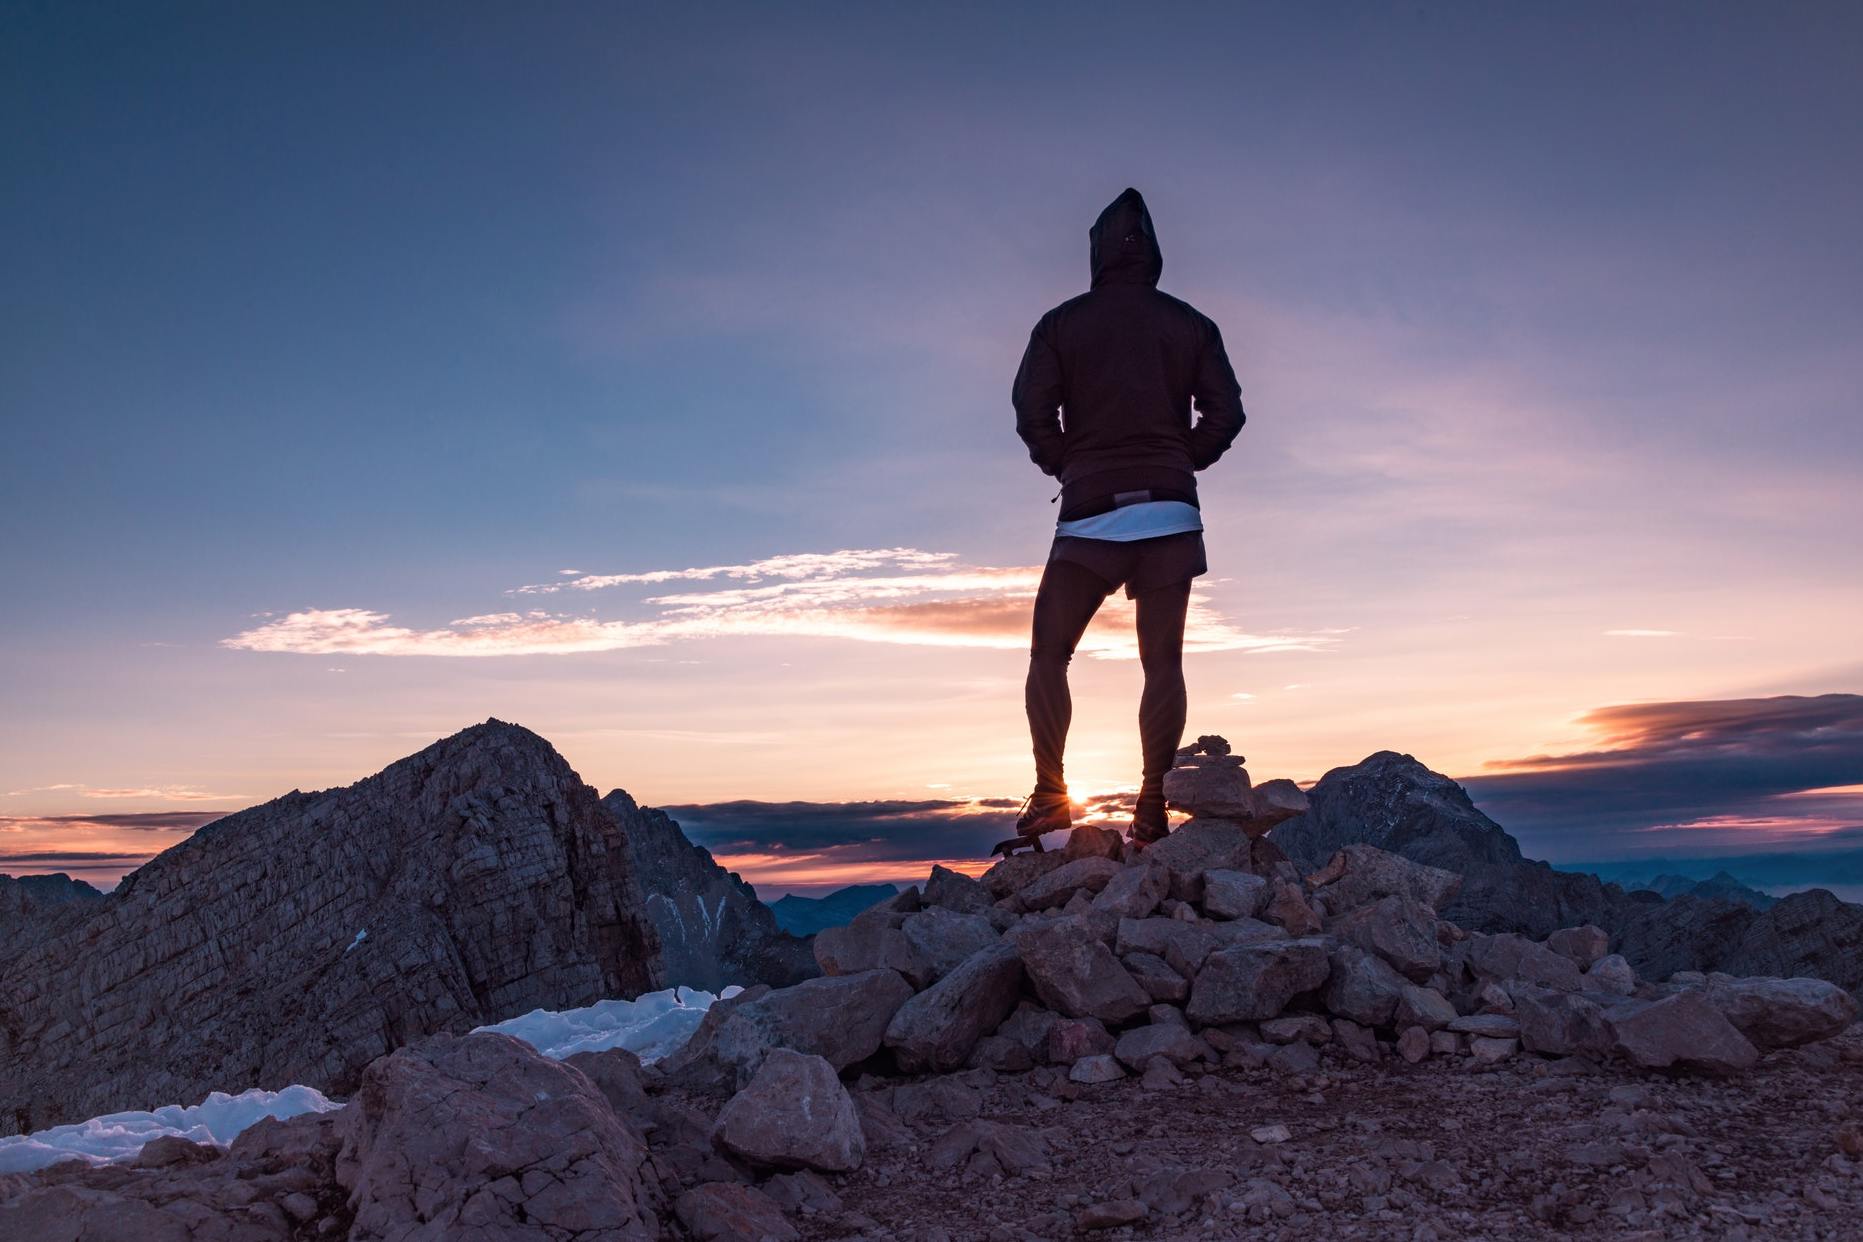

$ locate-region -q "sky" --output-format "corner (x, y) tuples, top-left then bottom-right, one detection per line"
(4, 3), (1861, 895)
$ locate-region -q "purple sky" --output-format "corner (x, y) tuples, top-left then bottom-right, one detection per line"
(3, 5), (1860, 893)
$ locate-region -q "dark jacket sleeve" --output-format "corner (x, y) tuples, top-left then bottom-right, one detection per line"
(1012, 317), (1067, 477)
(1186, 319), (1246, 470)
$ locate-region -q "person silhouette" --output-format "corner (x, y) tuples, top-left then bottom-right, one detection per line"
(1009, 187), (1246, 850)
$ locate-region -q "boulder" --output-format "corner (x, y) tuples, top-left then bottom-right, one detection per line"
(980, 851), (1067, 900)
(1019, 856), (1125, 911)
(1332, 1018), (1379, 1063)
(712, 1048), (865, 1172)
(336, 1033), (659, 1241)
(1092, 862), (1170, 920)
(1123, 951), (1190, 1003)
(923, 864), (993, 915)
(1186, 939), (1331, 1025)
(1465, 933), (1584, 992)
(1509, 987), (1612, 1057)
(995, 1003), (1060, 1062)
(1143, 819), (1254, 901)
(1259, 1014), (1332, 1044)
(1329, 893), (1440, 981)
(1695, 974), (1859, 1049)
(711, 969), (914, 1084)
(1586, 953), (1637, 996)
(813, 903), (919, 979)
(1605, 991), (1761, 1073)
(1113, 1023), (1212, 1070)
(1469, 1036), (1517, 1064)
(1320, 944), (1409, 1027)
(1397, 1025), (1430, 1063)
(1446, 1013), (1520, 1038)
(1068, 1054), (1126, 1084)
(1202, 870), (1270, 921)
(676, 1182), (798, 1242)
(1063, 825), (1125, 861)
(1392, 983), (1458, 1031)
(1047, 1016), (1116, 1063)
(1545, 925), (1610, 967)
(1116, 917), (1218, 978)
(1306, 843), (1464, 914)
(1261, 882), (1322, 936)
(1162, 745), (1254, 818)
(1017, 919), (1150, 1023)
(897, 908), (1000, 987)
(884, 942), (1025, 1073)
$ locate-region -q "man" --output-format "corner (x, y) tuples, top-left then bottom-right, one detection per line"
(1010, 187), (1246, 847)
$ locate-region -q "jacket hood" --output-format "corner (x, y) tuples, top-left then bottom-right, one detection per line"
(1089, 187), (1162, 288)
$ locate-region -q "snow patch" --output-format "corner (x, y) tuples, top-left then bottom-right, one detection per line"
(0, 1085), (342, 1175)
(345, 928), (367, 953)
(473, 984), (739, 1063)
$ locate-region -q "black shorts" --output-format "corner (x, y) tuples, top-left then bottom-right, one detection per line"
(1046, 531), (1207, 600)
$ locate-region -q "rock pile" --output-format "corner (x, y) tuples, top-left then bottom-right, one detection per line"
(1160, 735), (1309, 837)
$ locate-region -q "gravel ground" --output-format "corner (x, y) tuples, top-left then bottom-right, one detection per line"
(777, 1027), (1863, 1241)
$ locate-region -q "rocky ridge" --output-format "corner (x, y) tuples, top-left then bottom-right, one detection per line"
(1272, 750), (1863, 992)
(0, 720), (662, 1137)
(603, 789), (817, 992)
(7, 734), (1860, 1239)
(0, 871), (105, 961)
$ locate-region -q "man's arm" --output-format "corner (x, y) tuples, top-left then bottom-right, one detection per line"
(1186, 319), (1246, 469)
(1012, 317), (1067, 477)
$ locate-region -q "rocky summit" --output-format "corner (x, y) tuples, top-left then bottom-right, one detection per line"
(0, 720), (662, 1136)
(603, 789), (817, 992)
(1272, 750), (1863, 992)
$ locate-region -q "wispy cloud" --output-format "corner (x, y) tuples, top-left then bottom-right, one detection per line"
(224, 547), (1342, 661)
(0, 812), (225, 832)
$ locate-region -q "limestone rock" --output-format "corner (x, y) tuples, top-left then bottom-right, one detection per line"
(1587, 953), (1638, 996)
(1329, 893), (1441, 981)
(1112, 1023), (1212, 1069)
(1019, 856), (1124, 911)
(1545, 924), (1610, 968)
(1259, 1014), (1331, 1044)
(1092, 861), (1170, 920)
(711, 969), (914, 1084)
(712, 1048), (865, 1173)
(1068, 1054), (1126, 1084)
(1509, 987), (1613, 1057)
(1186, 939), (1331, 1025)
(1468, 1035), (1517, 1064)
(337, 1031), (659, 1240)
(1262, 881), (1322, 936)
(1063, 825), (1125, 861)
(1016, 919), (1150, 1023)
(897, 908), (1001, 987)
(1605, 990), (1761, 1073)
(1321, 944), (1409, 1027)
(980, 851), (1067, 900)
(1306, 843), (1464, 915)
(1694, 974), (1859, 1049)
(1143, 818), (1254, 901)
(1393, 983), (1458, 1031)
(1464, 932), (1584, 992)
(923, 864), (994, 915)
(1046, 1016), (1116, 1063)
(676, 1182), (798, 1242)
(1203, 869), (1270, 921)
(1123, 951), (1189, 1003)
(0, 720), (662, 1135)
(1397, 1025), (1430, 1063)
(884, 942), (1024, 1073)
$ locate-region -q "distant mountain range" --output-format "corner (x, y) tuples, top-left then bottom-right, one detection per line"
(769, 883), (901, 936)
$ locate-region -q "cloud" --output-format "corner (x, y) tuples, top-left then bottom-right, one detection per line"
(1464, 693), (1863, 859)
(224, 547), (1341, 661)
(0, 812), (224, 832)
(1604, 629), (1681, 638)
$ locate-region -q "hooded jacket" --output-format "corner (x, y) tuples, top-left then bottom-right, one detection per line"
(1012, 188), (1246, 519)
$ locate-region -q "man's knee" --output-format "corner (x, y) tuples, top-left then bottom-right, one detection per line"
(1029, 641), (1075, 667)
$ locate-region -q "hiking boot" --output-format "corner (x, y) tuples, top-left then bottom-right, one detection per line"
(1129, 790), (1169, 846)
(1014, 789), (1074, 839)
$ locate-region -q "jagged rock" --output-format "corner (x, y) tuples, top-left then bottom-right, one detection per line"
(1092, 861), (1170, 920)
(1262, 881), (1322, 936)
(1605, 991), (1760, 1073)
(651, 985), (771, 1088)
(1113, 1023), (1212, 1069)
(1117, 916), (1218, 977)
(969, 1034), (1034, 1072)
(891, 1076), (982, 1123)
(1587, 953), (1638, 995)
(1162, 741), (1254, 818)
(1430, 1030), (1460, 1056)
(1123, 951), (1189, 1002)
(1469, 1035), (1517, 1064)
(761, 1169), (842, 1215)
(1016, 919), (1150, 1023)
(853, 1093), (912, 1150)
(0, 721), (662, 1136)
(923, 864), (993, 915)
(1186, 939), (1331, 1024)
(1397, 1025), (1430, 1063)
(1068, 1054), (1126, 1084)
(1063, 825), (1125, 861)
(1260, 1014), (1331, 1044)
(1046, 1016), (1115, 1063)
(1332, 1018), (1380, 1063)
(676, 1182), (798, 1242)
(1203, 869), (1270, 920)
(1545, 924), (1610, 968)
(1321, 944), (1409, 1027)
(1329, 893), (1441, 981)
(1464, 932), (1585, 992)
(1447, 1013), (1520, 1038)
(995, 1003), (1060, 1062)
(884, 943), (1024, 1072)
(1393, 983), (1458, 1031)
(712, 1048), (864, 1173)
(564, 1046), (651, 1118)
(603, 790), (814, 991)
(1143, 818), (1254, 901)
(0, 873), (105, 963)
(1019, 856), (1124, 911)
(980, 851), (1067, 900)
(813, 896), (920, 978)
(928, 1120), (1053, 1177)
(710, 969), (914, 1084)
(1268, 1041), (1320, 1074)
(338, 1032), (658, 1239)
(1509, 987), (1613, 1057)
(898, 908), (1001, 986)
(1306, 843), (1464, 915)
(1693, 974), (1859, 1049)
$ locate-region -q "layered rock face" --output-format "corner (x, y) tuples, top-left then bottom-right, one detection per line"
(1271, 750), (1863, 992)
(0, 872), (105, 961)
(602, 790), (816, 991)
(0, 720), (662, 1136)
